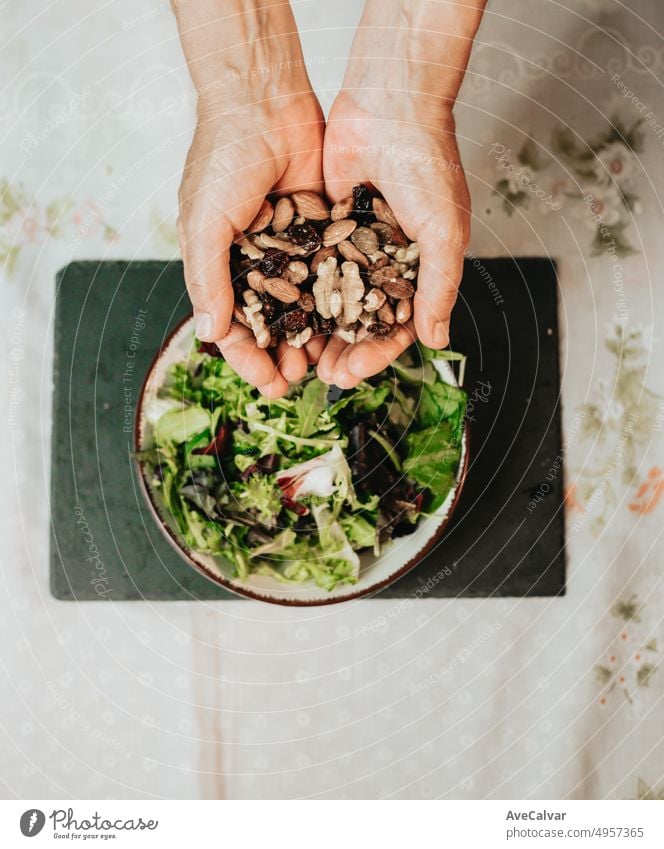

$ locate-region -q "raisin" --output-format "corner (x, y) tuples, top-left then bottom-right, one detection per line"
(231, 273), (247, 300)
(277, 308), (309, 334)
(367, 321), (393, 338)
(318, 317), (335, 335)
(287, 223), (321, 252)
(258, 291), (280, 323)
(260, 247), (289, 277)
(352, 184), (374, 224)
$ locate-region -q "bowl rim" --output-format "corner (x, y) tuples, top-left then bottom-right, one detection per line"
(133, 313), (470, 606)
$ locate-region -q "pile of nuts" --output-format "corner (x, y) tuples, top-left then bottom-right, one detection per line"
(230, 185), (419, 349)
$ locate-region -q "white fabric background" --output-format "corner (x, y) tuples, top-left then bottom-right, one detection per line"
(1, 0), (663, 799)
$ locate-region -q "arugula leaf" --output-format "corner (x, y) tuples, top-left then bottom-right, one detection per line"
(297, 378), (328, 437)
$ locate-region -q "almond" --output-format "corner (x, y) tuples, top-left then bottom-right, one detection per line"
(372, 197), (400, 229)
(371, 221), (408, 248)
(377, 302), (396, 325)
(272, 197), (295, 232)
(263, 276), (301, 304)
(338, 240), (369, 268)
(322, 218), (357, 247)
(363, 287), (386, 313)
(330, 196), (354, 221)
(310, 245), (337, 273)
(291, 191), (330, 221)
(382, 278), (414, 299)
(247, 199), (273, 234)
(247, 269), (265, 293)
(396, 298), (412, 323)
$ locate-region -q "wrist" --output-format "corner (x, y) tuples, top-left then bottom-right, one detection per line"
(175, 1), (313, 110)
(341, 0), (485, 117)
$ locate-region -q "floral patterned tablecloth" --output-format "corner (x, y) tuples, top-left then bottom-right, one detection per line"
(2, 0), (663, 799)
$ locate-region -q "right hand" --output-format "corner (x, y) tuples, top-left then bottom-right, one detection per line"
(177, 90), (325, 398)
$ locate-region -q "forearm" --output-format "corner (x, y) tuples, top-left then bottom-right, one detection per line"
(172, 0), (312, 108)
(342, 0), (486, 117)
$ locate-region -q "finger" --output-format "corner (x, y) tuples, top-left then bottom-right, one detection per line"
(256, 377), (290, 400)
(304, 333), (327, 365)
(414, 222), (466, 348)
(316, 333), (349, 385)
(179, 214), (235, 342)
(347, 322), (417, 379)
(216, 323), (288, 393)
(276, 340), (308, 383)
(328, 345), (364, 390)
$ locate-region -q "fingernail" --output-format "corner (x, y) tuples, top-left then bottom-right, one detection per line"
(195, 311), (214, 340)
(431, 321), (449, 348)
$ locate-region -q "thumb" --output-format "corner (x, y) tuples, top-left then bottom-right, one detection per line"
(414, 210), (468, 348)
(178, 213), (235, 343)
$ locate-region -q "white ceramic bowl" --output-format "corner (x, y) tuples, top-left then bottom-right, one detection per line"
(135, 315), (468, 605)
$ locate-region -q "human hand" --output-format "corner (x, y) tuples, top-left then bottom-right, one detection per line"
(317, 95), (470, 388)
(174, 1), (326, 397)
(316, 0), (484, 389)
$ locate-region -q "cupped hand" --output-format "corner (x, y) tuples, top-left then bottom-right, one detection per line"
(177, 91), (326, 398)
(317, 92), (470, 389)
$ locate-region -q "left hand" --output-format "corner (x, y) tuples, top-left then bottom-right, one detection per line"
(317, 101), (471, 390)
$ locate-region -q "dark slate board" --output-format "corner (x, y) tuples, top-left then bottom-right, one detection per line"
(50, 259), (565, 601)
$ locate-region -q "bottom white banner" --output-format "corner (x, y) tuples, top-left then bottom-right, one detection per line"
(1, 800), (662, 848)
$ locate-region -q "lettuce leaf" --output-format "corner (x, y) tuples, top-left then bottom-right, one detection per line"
(154, 405), (210, 445)
(403, 422), (461, 498)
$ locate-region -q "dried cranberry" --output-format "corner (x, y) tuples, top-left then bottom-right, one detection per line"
(197, 341), (223, 358)
(260, 247), (289, 278)
(287, 223), (320, 252)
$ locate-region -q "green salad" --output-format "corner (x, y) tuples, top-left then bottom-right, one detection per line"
(138, 340), (467, 591)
